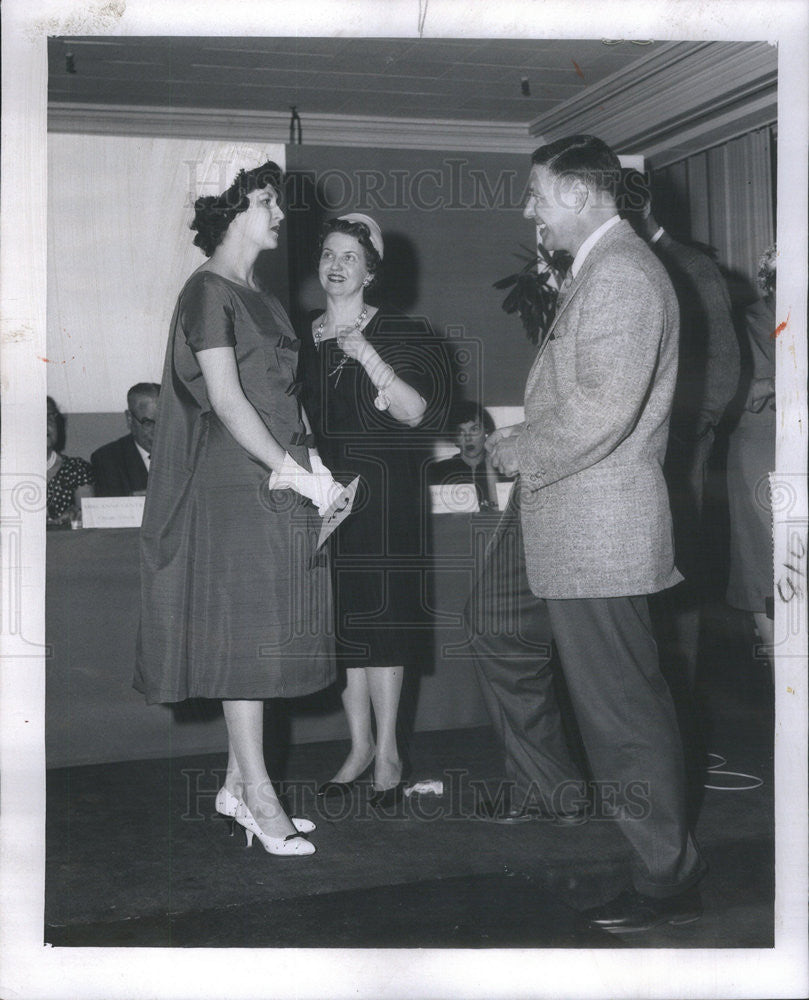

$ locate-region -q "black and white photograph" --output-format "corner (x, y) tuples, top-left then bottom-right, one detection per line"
(1, 1), (806, 998)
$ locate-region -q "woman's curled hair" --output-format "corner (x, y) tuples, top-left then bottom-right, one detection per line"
(190, 161), (283, 257)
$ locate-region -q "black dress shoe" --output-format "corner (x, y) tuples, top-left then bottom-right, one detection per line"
(476, 797), (535, 824)
(476, 793), (588, 826)
(368, 782), (406, 810)
(316, 780), (360, 799)
(581, 888), (702, 933)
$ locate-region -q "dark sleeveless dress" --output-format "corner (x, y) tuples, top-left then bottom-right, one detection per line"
(134, 271), (335, 704)
(298, 310), (447, 667)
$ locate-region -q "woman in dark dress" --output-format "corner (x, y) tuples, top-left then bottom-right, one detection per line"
(135, 163), (344, 856)
(299, 214), (440, 806)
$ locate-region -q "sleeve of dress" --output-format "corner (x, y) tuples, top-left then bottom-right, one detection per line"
(71, 457), (95, 488)
(179, 274), (237, 353)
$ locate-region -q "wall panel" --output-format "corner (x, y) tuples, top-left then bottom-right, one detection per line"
(47, 136), (286, 413)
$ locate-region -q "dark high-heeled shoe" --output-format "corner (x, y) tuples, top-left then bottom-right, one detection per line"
(368, 781), (408, 810)
(316, 777), (371, 800)
(316, 756), (374, 799)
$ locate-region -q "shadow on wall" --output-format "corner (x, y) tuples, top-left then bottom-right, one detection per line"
(369, 231), (420, 314)
(284, 170), (331, 333)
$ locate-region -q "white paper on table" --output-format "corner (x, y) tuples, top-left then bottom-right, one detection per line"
(429, 483), (479, 514)
(496, 480), (515, 510)
(81, 496), (145, 528)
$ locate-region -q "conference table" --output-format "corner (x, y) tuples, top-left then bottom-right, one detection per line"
(46, 514), (500, 768)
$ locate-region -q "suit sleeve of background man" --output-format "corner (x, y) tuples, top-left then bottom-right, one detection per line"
(91, 435), (147, 497)
(654, 234), (740, 439)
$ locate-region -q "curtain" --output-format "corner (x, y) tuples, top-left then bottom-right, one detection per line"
(653, 126), (775, 299)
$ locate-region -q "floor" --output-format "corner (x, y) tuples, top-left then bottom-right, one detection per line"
(44, 601), (774, 950)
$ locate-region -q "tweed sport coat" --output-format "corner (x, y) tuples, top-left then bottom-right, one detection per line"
(515, 218), (684, 599)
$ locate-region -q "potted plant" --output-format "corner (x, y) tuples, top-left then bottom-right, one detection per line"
(494, 243), (573, 345)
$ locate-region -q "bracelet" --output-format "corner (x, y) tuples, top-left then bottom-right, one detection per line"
(372, 363), (395, 411)
(372, 363), (396, 392)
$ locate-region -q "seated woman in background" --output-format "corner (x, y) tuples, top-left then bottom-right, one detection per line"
(428, 400), (502, 510)
(46, 396), (94, 526)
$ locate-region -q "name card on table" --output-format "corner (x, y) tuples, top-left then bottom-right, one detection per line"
(496, 480), (515, 510)
(81, 496), (145, 528)
(430, 484), (479, 514)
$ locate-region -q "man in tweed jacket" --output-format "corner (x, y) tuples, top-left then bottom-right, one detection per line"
(477, 135), (706, 933)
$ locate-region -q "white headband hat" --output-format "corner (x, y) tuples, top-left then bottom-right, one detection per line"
(337, 213), (384, 259)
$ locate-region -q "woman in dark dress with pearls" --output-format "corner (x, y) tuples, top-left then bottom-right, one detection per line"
(299, 214), (442, 806)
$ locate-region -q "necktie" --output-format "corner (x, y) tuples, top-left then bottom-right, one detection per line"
(555, 270), (574, 308)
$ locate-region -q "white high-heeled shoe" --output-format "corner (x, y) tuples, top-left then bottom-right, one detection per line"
(233, 800), (316, 857)
(215, 786), (316, 834)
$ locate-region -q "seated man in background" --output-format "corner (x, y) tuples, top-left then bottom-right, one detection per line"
(91, 382), (160, 497)
(428, 400), (503, 509)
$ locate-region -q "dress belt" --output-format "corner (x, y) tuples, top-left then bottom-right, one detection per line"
(288, 431), (315, 448)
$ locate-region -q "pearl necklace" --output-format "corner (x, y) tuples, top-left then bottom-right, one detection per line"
(315, 306), (368, 386)
(313, 305), (368, 349)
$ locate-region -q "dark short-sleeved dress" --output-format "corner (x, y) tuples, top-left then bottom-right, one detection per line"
(298, 310), (446, 667)
(134, 271), (335, 705)
(726, 297), (776, 614)
(47, 456), (94, 518)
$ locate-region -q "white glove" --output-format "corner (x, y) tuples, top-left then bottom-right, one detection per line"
(306, 451), (346, 511)
(268, 452), (343, 515)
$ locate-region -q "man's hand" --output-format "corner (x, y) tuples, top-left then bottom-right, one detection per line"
(486, 425), (522, 477)
(749, 376), (775, 413)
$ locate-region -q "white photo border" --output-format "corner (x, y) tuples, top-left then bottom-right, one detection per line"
(1, 2), (806, 998)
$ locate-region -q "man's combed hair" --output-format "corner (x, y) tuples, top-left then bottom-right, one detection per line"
(127, 382), (161, 410)
(618, 167), (652, 219)
(190, 161), (283, 257)
(531, 134), (622, 199)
